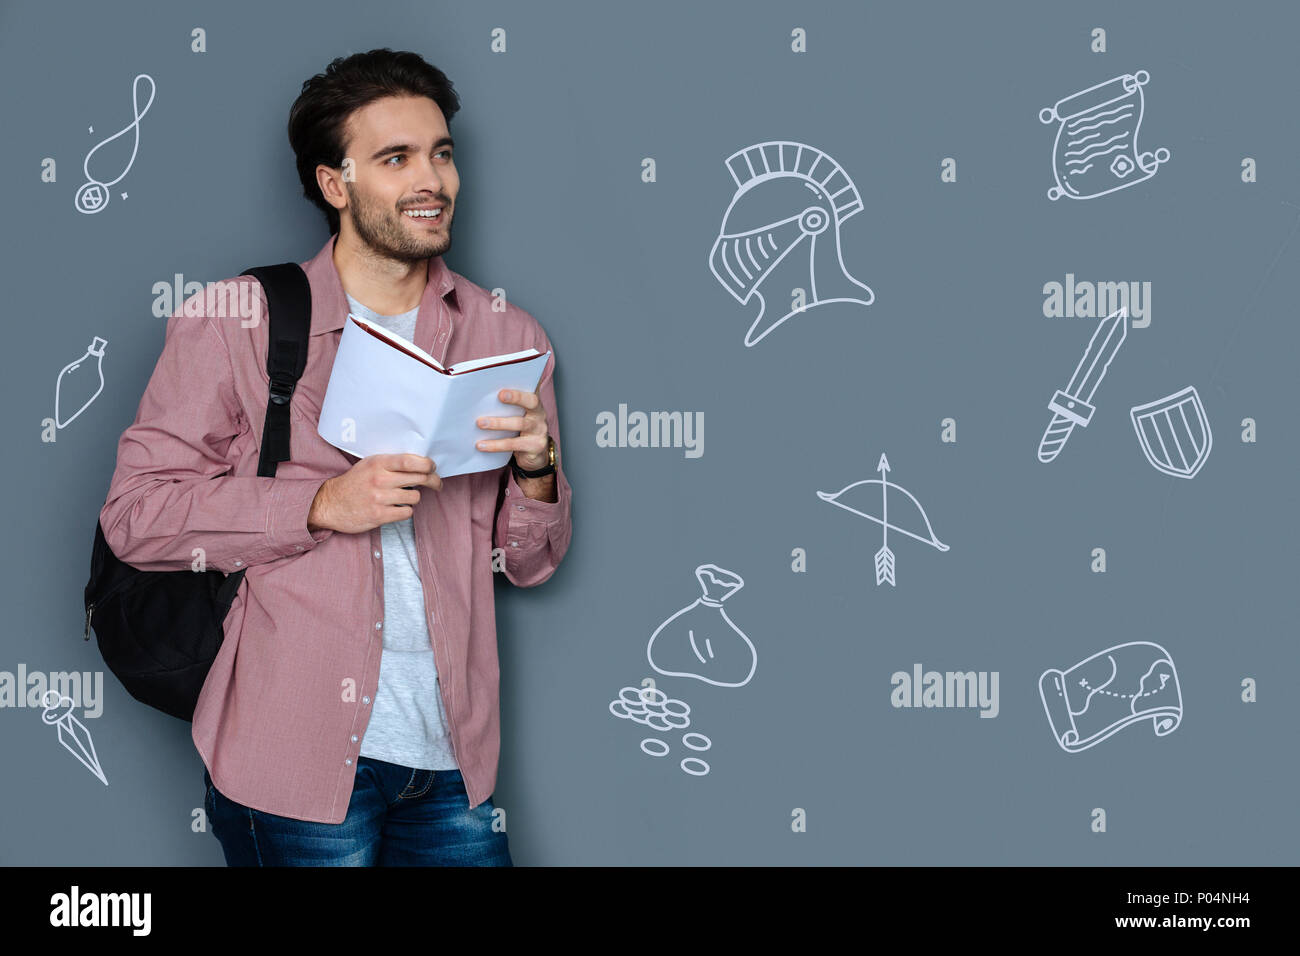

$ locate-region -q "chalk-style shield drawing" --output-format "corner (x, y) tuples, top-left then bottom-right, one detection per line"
(1129, 386), (1212, 479)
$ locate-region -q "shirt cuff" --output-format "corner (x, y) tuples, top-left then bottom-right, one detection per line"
(268, 478), (333, 555)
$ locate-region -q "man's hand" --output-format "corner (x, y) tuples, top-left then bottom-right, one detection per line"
(308, 453), (442, 534)
(475, 389), (550, 469)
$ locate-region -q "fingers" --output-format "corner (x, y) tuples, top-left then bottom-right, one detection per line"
(499, 388), (539, 409)
(477, 414), (527, 431)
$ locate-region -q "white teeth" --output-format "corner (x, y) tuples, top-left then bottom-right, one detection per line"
(404, 208), (441, 218)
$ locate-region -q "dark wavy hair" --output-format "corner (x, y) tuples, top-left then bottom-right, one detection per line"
(288, 49), (461, 234)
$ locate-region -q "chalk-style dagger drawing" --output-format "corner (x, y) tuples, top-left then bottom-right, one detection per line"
(1038, 306), (1129, 463)
(818, 451), (948, 585)
(41, 691), (108, 786)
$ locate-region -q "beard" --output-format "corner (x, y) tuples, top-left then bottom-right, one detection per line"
(345, 183), (452, 263)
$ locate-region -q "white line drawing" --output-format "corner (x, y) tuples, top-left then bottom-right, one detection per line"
(680, 758), (710, 776)
(647, 565), (755, 687)
(817, 451), (949, 585)
(608, 685), (692, 729)
(75, 73), (156, 214)
(1037, 307), (1128, 463)
(1038, 641), (1182, 753)
(1039, 70), (1169, 201)
(640, 739), (670, 757)
(709, 141), (874, 347)
(681, 733), (711, 751)
(41, 691), (107, 785)
(55, 336), (107, 428)
(1130, 386), (1212, 479)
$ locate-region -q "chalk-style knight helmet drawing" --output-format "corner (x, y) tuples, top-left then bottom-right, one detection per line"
(709, 141), (874, 347)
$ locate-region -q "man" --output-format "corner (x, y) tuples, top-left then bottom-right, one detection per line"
(99, 49), (573, 866)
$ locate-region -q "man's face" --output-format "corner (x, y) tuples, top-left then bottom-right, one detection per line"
(337, 95), (458, 262)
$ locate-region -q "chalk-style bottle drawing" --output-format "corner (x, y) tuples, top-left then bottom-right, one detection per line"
(647, 564), (755, 688)
(55, 336), (108, 428)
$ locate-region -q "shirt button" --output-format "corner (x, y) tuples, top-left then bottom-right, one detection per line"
(510, 541), (518, 548)
(233, 560), (243, 567)
(351, 734), (358, 742)
(375, 621), (383, 630)
(345, 758), (352, 766)
(373, 549), (381, 558)
(295, 545), (303, 551)
(516, 505), (525, 511)
(362, 696), (371, 704)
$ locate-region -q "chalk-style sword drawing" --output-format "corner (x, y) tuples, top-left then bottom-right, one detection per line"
(1038, 306), (1129, 463)
(817, 451), (949, 585)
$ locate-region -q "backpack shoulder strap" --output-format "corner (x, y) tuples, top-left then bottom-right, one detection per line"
(239, 263), (312, 479)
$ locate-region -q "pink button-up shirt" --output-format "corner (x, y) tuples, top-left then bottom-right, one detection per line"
(99, 234), (573, 823)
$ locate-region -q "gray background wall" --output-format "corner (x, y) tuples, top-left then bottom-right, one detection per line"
(1, 0), (1295, 865)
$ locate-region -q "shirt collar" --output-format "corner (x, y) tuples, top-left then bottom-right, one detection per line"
(301, 232), (457, 335)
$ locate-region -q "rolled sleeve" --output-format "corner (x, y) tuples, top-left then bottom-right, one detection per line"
(493, 331), (573, 588)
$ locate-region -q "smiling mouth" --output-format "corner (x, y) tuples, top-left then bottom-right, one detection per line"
(402, 207), (445, 223)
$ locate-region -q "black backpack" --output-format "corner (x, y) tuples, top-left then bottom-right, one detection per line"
(84, 262), (312, 722)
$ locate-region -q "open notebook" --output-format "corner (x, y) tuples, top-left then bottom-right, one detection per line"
(316, 313), (551, 477)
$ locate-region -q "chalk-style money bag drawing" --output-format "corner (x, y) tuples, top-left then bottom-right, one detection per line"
(647, 564), (755, 687)
(1130, 386), (1212, 479)
(817, 452), (949, 586)
(1038, 641), (1182, 754)
(709, 141), (874, 347)
(55, 336), (108, 428)
(76, 73), (156, 214)
(1038, 307), (1127, 463)
(1039, 70), (1169, 201)
(41, 691), (108, 785)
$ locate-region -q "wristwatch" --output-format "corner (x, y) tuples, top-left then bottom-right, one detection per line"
(511, 436), (556, 479)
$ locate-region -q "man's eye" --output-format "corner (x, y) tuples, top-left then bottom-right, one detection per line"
(386, 155), (404, 166)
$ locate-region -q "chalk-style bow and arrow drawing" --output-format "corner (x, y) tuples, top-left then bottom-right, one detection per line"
(817, 452), (949, 586)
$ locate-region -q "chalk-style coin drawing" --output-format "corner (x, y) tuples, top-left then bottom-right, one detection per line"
(75, 73), (156, 214)
(1038, 641), (1182, 753)
(817, 452), (949, 585)
(647, 565), (755, 687)
(41, 692), (107, 785)
(1039, 70), (1169, 201)
(681, 758), (710, 776)
(641, 739), (670, 757)
(608, 685), (693, 729)
(709, 141), (874, 347)
(682, 733), (712, 752)
(54, 336), (107, 428)
(1037, 307), (1128, 463)
(1130, 386), (1212, 479)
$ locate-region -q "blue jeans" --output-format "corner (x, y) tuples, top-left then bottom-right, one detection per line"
(203, 757), (512, 866)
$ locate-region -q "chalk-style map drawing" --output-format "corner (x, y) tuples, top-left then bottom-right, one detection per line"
(1038, 307), (1128, 463)
(41, 691), (107, 785)
(75, 73), (156, 214)
(1038, 641), (1182, 753)
(647, 565), (755, 687)
(709, 141), (874, 347)
(1039, 70), (1169, 201)
(817, 452), (949, 585)
(55, 336), (107, 428)
(1130, 386), (1212, 479)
